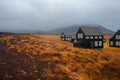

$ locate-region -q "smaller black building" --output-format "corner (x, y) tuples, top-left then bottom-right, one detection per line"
(60, 33), (72, 41)
(74, 27), (104, 48)
(109, 30), (120, 47)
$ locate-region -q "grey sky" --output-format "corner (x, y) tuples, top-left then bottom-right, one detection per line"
(0, 0), (120, 31)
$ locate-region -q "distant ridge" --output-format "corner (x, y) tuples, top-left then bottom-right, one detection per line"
(0, 29), (46, 34)
(0, 25), (115, 35)
(48, 25), (115, 35)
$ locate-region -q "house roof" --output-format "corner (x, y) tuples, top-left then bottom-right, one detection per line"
(80, 27), (103, 35)
(61, 32), (76, 38)
(110, 30), (120, 40)
(115, 30), (120, 35)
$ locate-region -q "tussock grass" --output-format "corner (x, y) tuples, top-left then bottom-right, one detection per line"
(0, 34), (120, 80)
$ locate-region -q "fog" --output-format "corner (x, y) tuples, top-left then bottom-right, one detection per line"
(0, 0), (120, 31)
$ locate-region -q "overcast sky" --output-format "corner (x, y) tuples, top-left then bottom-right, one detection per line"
(0, 0), (120, 31)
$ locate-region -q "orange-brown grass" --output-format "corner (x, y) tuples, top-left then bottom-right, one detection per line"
(0, 33), (120, 80)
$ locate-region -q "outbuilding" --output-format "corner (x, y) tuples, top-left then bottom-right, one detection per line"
(60, 32), (72, 41)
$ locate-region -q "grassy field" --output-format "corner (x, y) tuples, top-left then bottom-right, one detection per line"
(0, 33), (120, 80)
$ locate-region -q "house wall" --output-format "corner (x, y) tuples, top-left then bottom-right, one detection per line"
(83, 35), (104, 48)
(61, 34), (72, 41)
(110, 39), (120, 47)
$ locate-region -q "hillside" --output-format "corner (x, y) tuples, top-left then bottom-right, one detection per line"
(49, 25), (115, 35)
(0, 33), (120, 80)
(0, 29), (46, 34)
(0, 25), (115, 35)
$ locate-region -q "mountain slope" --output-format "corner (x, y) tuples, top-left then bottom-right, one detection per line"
(0, 29), (46, 34)
(98, 26), (115, 35)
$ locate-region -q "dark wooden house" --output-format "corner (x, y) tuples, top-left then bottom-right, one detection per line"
(74, 27), (104, 48)
(109, 30), (120, 47)
(60, 32), (72, 41)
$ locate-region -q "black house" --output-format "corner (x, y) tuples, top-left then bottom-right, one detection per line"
(109, 30), (120, 47)
(74, 27), (104, 48)
(60, 32), (72, 41)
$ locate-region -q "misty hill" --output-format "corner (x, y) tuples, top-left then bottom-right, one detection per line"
(0, 25), (115, 35)
(0, 29), (46, 34)
(49, 25), (115, 35)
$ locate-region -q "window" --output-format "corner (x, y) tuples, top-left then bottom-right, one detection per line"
(78, 34), (80, 38)
(74, 39), (77, 43)
(116, 35), (119, 39)
(94, 41), (98, 47)
(65, 37), (68, 40)
(116, 41), (119, 46)
(95, 36), (98, 39)
(99, 41), (102, 46)
(118, 35), (120, 39)
(119, 42), (120, 46)
(119, 35), (120, 39)
(110, 41), (113, 46)
(117, 41), (120, 46)
(67, 37), (69, 40)
(67, 37), (69, 41)
(99, 36), (102, 39)
(62, 35), (65, 37)
(78, 33), (83, 39)
(90, 36), (93, 39)
(86, 36), (89, 39)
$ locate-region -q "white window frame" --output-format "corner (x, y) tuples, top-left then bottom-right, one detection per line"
(68, 37), (70, 41)
(62, 35), (65, 37)
(118, 41), (120, 46)
(74, 39), (77, 43)
(78, 34), (80, 38)
(65, 37), (68, 40)
(67, 37), (69, 41)
(99, 41), (102, 46)
(86, 36), (89, 39)
(116, 41), (119, 46)
(69, 37), (71, 41)
(110, 41), (113, 46)
(78, 33), (83, 39)
(95, 36), (98, 39)
(94, 41), (98, 47)
(99, 36), (102, 39)
(90, 36), (93, 39)
(62, 38), (64, 40)
(119, 35), (120, 39)
(116, 35), (119, 39)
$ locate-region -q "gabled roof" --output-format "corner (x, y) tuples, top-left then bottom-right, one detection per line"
(80, 27), (103, 35)
(110, 30), (120, 40)
(61, 32), (76, 37)
(115, 30), (120, 35)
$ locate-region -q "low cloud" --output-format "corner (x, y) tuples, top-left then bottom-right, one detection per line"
(0, 0), (120, 31)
